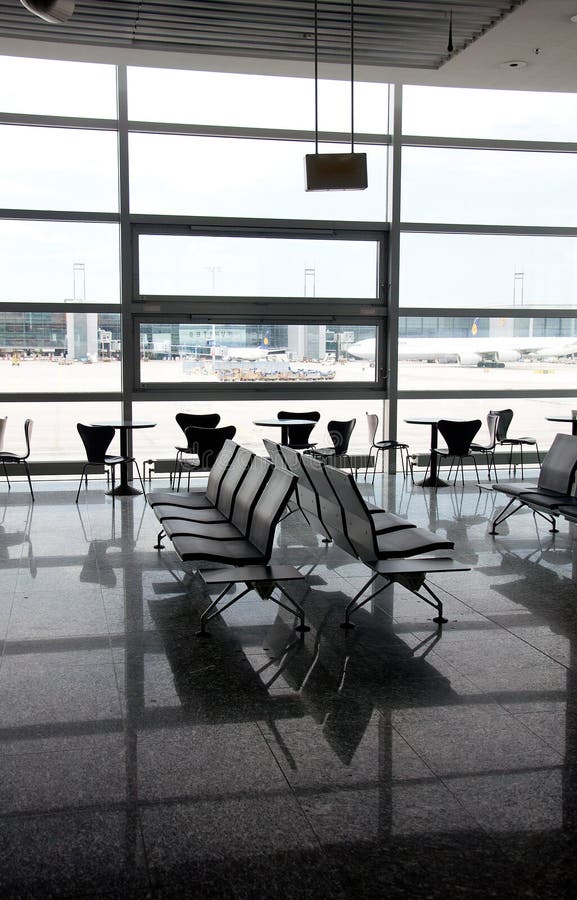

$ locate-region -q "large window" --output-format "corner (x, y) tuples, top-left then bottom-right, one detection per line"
(137, 234), (380, 299)
(137, 322), (378, 387)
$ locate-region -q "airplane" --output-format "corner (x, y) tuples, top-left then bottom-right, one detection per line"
(217, 332), (287, 362)
(347, 322), (577, 368)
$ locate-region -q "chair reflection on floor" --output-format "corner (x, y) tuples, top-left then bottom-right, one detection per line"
(0, 499), (35, 576)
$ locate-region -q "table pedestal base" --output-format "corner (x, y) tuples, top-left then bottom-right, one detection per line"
(416, 476), (450, 488)
(106, 485), (143, 497)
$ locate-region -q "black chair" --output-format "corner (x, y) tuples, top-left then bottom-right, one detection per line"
(173, 412), (221, 486)
(365, 411), (411, 482)
(176, 424), (237, 490)
(491, 408), (541, 479)
(471, 412), (499, 481)
(311, 419), (356, 460)
(426, 419), (482, 486)
(76, 423), (146, 503)
(277, 410), (320, 450)
(0, 418), (35, 501)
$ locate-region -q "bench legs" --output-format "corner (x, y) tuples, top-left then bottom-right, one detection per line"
(340, 571), (448, 629)
(197, 579), (309, 637)
(490, 497), (558, 535)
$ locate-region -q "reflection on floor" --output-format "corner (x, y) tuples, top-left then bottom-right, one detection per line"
(1, 472), (577, 898)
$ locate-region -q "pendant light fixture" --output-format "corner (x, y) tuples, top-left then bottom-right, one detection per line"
(20, 0), (75, 24)
(305, 0), (368, 191)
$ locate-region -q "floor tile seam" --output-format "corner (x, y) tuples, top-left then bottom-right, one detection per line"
(255, 719), (325, 850)
(422, 577), (575, 671)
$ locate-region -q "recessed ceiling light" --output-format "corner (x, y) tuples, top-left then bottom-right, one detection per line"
(499, 60), (528, 69)
(570, 14), (577, 23)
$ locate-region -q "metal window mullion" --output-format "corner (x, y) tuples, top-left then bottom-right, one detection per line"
(401, 222), (577, 237)
(398, 389), (577, 400)
(402, 134), (577, 154)
(0, 302), (120, 314)
(127, 119), (390, 145)
(401, 307), (577, 319)
(0, 209), (119, 224)
(0, 112), (118, 131)
(117, 64), (134, 452)
(387, 83), (402, 454)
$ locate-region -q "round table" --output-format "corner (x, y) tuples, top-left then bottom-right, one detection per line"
(545, 416), (577, 437)
(89, 421), (156, 495)
(254, 418), (317, 446)
(404, 417), (449, 488)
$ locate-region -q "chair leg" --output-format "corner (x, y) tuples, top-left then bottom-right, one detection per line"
(472, 455), (480, 484)
(3, 461), (11, 489)
(519, 444), (524, 480)
(133, 460), (147, 498)
(371, 447), (382, 484)
(75, 464), (88, 503)
(110, 464), (116, 503)
(23, 460), (35, 502)
(536, 443), (541, 468)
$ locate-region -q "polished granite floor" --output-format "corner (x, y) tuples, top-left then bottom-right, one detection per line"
(1, 470), (577, 898)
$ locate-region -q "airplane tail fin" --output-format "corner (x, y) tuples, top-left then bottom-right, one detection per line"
(471, 317), (480, 337)
(259, 330), (271, 350)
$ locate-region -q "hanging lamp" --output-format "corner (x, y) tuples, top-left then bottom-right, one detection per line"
(305, 0), (367, 191)
(20, 1), (75, 23)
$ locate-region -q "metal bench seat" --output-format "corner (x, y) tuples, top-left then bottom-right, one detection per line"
(490, 433), (577, 534)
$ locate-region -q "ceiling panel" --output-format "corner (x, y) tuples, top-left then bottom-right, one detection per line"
(0, 0), (527, 69)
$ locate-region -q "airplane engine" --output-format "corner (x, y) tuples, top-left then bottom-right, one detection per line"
(457, 353), (483, 367)
(495, 349), (521, 363)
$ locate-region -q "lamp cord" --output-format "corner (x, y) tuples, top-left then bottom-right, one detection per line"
(351, 0), (355, 152)
(314, 0), (319, 154)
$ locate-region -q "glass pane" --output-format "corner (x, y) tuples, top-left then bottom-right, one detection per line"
(0, 312), (121, 392)
(128, 67), (389, 133)
(0, 55), (117, 118)
(398, 397), (577, 461)
(401, 147), (577, 226)
(0, 222), (120, 303)
(403, 85), (577, 142)
(0, 125), (119, 213)
(138, 235), (379, 298)
(129, 134), (387, 221)
(399, 233), (577, 309)
(138, 323), (377, 384)
(0, 401), (122, 462)
(397, 315), (577, 393)
(134, 398), (385, 459)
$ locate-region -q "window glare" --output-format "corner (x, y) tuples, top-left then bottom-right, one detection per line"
(0, 55), (117, 118)
(128, 66), (389, 133)
(400, 234), (577, 309)
(402, 147), (577, 226)
(403, 85), (577, 141)
(129, 133), (387, 220)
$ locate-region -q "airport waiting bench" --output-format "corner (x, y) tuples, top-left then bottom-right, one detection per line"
(148, 440), (308, 636)
(264, 439), (469, 629)
(489, 433), (577, 535)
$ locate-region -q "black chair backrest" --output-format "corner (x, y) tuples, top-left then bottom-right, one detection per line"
(323, 464), (377, 560)
(536, 433), (577, 494)
(247, 466), (296, 560)
(183, 424), (237, 470)
(230, 454), (272, 535)
(77, 423), (115, 464)
(212, 445), (252, 515)
(23, 418), (33, 459)
(328, 418), (356, 454)
(277, 442), (323, 526)
(301, 454), (356, 556)
(490, 408), (513, 442)
(176, 412), (220, 438)
(277, 410), (320, 447)
(205, 440), (242, 508)
(264, 438), (299, 513)
(437, 420), (481, 456)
